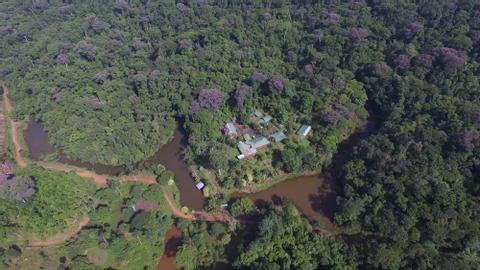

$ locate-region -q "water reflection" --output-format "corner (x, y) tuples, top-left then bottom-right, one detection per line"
(157, 226), (182, 270)
(24, 121), (205, 209)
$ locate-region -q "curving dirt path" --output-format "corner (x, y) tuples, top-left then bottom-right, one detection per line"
(26, 215), (90, 247)
(40, 162), (108, 186)
(121, 175), (157, 185)
(3, 86), (26, 167)
(162, 190), (232, 222)
(2, 85), (233, 224)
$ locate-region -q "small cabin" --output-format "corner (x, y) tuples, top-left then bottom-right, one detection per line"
(270, 131), (287, 143)
(223, 122), (237, 136)
(237, 141), (257, 159)
(247, 136), (270, 149)
(258, 115), (272, 127)
(298, 125), (312, 137)
(250, 110), (263, 118)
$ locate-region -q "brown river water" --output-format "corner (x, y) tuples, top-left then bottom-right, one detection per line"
(157, 226), (182, 270)
(24, 120), (377, 270)
(24, 121), (205, 210)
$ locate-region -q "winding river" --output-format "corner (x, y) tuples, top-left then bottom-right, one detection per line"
(24, 121), (205, 210)
(235, 121), (376, 231)
(24, 119), (377, 270)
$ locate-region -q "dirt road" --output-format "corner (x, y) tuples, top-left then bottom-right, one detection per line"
(162, 190), (232, 222)
(3, 86), (26, 167)
(2, 85), (233, 224)
(121, 175), (157, 185)
(26, 215), (89, 247)
(40, 162), (108, 186)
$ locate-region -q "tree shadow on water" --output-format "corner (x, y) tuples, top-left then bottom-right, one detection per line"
(308, 173), (338, 220)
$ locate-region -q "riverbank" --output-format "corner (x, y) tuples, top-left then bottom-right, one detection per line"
(3, 87), (26, 167)
(1, 85), (232, 223)
(23, 117), (206, 210)
(156, 226), (182, 270)
(4, 83), (378, 260)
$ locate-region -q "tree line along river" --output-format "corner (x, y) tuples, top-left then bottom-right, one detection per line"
(24, 120), (377, 270)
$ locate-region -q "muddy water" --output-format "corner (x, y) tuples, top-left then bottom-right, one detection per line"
(24, 121), (205, 209)
(237, 174), (337, 230)
(237, 121), (377, 230)
(145, 128), (206, 210)
(25, 119), (376, 268)
(24, 121), (126, 175)
(24, 121), (55, 160)
(157, 226), (182, 270)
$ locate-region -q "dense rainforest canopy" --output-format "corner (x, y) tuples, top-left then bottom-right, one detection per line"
(1, 0), (480, 269)
(1, 0), (369, 175)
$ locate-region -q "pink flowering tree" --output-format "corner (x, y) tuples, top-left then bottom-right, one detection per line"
(250, 71), (268, 84)
(57, 4), (75, 15)
(403, 22), (424, 38)
(176, 3), (187, 12)
(0, 26), (16, 35)
(413, 53), (434, 68)
(462, 130), (480, 151)
(0, 176), (36, 202)
(93, 70), (109, 84)
(132, 72), (147, 85)
(74, 41), (97, 61)
(131, 40), (147, 51)
(108, 39), (122, 52)
(56, 53), (70, 66)
(268, 75), (285, 91)
(115, 0), (128, 9)
(323, 103), (354, 124)
(234, 84), (252, 107)
(178, 39), (191, 50)
(85, 15), (109, 33)
(394, 54), (411, 70)
(326, 12), (340, 23)
(303, 64), (314, 76)
(348, 27), (369, 42)
(432, 47), (466, 69)
(189, 89), (223, 114)
(188, 101), (201, 115)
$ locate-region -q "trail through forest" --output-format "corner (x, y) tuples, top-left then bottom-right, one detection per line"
(25, 215), (90, 247)
(162, 189), (232, 222)
(2, 85), (232, 224)
(3, 86), (26, 167)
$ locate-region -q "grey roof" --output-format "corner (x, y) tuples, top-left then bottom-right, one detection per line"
(237, 141), (256, 156)
(298, 125), (311, 136)
(247, 136), (270, 148)
(258, 115), (273, 126)
(225, 122), (237, 135)
(250, 111), (263, 118)
(270, 131), (287, 142)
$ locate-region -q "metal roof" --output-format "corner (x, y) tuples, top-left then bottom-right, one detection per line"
(270, 131), (287, 142)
